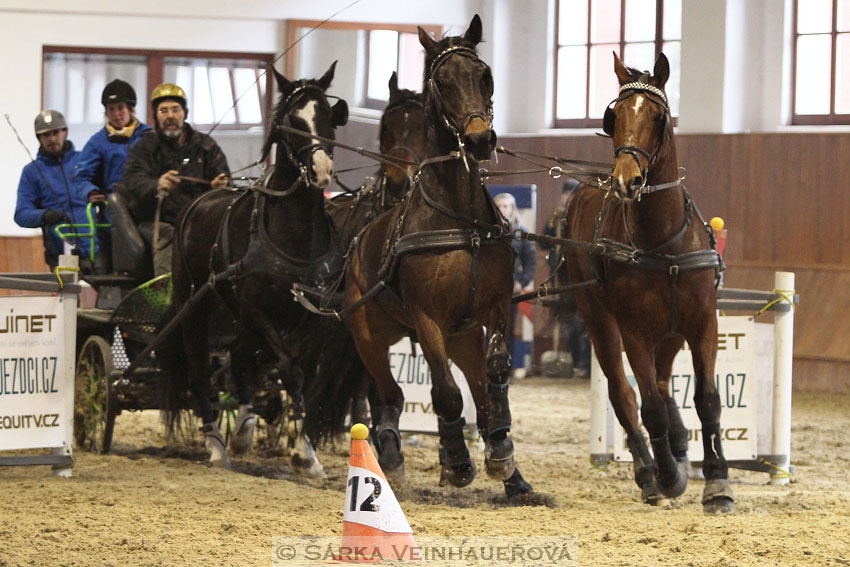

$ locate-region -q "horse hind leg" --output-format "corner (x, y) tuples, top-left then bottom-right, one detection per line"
(229, 336), (259, 455)
(481, 329), (518, 482)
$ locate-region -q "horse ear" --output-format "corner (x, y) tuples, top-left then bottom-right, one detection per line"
(270, 64), (291, 94)
(653, 52), (670, 89)
(418, 26), (437, 54)
(613, 51), (631, 85)
(464, 14), (483, 45)
(318, 60), (337, 90)
(388, 71), (399, 95)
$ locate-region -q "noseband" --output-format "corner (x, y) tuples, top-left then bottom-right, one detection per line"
(427, 45), (494, 146)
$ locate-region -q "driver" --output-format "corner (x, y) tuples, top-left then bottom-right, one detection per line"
(115, 83), (230, 276)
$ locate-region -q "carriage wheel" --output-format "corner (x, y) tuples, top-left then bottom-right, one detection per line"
(74, 336), (117, 453)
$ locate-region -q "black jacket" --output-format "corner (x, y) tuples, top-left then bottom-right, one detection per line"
(116, 124), (229, 225)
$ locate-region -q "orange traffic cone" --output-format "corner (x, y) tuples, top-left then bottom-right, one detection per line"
(336, 424), (421, 563)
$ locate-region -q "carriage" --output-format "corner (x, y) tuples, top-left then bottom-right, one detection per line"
(66, 194), (286, 455)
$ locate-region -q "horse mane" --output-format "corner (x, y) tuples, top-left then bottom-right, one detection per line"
(260, 78), (327, 162)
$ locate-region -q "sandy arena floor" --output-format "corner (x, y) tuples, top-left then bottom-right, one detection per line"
(1, 377), (848, 567)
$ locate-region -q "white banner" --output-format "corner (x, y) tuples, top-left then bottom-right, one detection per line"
(0, 296), (69, 451)
(608, 316), (760, 462)
(390, 338), (476, 433)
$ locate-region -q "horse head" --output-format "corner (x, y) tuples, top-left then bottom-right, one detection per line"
(418, 14), (496, 161)
(264, 62), (349, 190)
(379, 72), (424, 186)
(605, 52), (672, 201)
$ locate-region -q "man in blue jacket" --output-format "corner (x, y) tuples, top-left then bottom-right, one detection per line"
(75, 79), (151, 200)
(14, 110), (89, 271)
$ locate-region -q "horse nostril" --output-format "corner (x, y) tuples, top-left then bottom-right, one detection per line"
(627, 176), (643, 193)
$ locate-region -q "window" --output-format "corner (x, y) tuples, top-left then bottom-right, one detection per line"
(42, 47), (274, 176)
(555, 0), (681, 128)
(285, 21), (440, 110)
(792, 0), (850, 125)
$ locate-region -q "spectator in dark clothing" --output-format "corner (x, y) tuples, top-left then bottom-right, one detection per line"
(14, 110), (91, 271)
(115, 83), (229, 276)
(540, 178), (590, 377)
(494, 192), (536, 376)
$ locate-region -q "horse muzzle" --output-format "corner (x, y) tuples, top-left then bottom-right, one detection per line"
(309, 148), (334, 189)
(612, 174), (643, 201)
(463, 116), (497, 161)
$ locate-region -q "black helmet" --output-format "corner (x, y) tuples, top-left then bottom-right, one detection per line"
(102, 79), (137, 107)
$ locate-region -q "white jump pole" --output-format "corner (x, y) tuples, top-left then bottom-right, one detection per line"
(589, 351), (608, 474)
(770, 271), (795, 485)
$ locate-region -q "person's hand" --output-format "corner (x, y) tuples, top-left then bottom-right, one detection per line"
(88, 190), (105, 203)
(157, 170), (180, 192)
(513, 281), (523, 294)
(210, 172), (229, 189)
(43, 209), (69, 225)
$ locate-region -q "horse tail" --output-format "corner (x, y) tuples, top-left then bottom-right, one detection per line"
(156, 304), (190, 436)
(303, 318), (366, 445)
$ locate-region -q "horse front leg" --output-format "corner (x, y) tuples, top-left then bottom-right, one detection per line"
(414, 315), (476, 489)
(448, 328), (532, 497)
(621, 331), (688, 500)
(344, 299), (407, 486)
(689, 319), (735, 515)
(583, 306), (659, 503)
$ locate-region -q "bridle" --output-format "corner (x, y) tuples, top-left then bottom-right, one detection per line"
(427, 45), (494, 159)
(380, 96), (425, 164)
(604, 77), (676, 197)
(269, 83), (337, 193)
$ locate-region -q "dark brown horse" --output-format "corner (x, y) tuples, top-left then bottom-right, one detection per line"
(161, 62), (348, 475)
(561, 52), (734, 514)
(332, 15), (531, 497)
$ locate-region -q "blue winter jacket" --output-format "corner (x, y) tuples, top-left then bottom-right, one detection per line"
(14, 142), (92, 259)
(74, 121), (151, 199)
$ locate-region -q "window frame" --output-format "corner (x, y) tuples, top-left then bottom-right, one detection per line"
(553, 0), (677, 129)
(284, 20), (441, 109)
(42, 45), (275, 132)
(791, 0), (850, 125)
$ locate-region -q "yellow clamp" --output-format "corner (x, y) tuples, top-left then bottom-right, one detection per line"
(759, 458), (794, 480)
(52, 265), (80, 290)
(756, 288), (796, 316)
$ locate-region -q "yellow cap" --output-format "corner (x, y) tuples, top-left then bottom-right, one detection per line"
(709, 217), (725, 230)
(350, 423), (370, 440)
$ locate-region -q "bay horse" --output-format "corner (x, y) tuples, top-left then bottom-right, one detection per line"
(161, 62), (349, 474)
(324, 72), (424, 425)
(561, 52), (734, 514)
(328, 15), (532, 497)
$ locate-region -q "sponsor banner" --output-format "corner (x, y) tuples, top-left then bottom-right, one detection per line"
(0, 296), (68, 451)
(391, 338), (476, 433)
(608, 316), (760, 462)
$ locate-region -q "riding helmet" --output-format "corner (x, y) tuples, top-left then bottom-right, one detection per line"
(102, 79), (137, 107)
(150, 83), (188, 113)
(34, 109), (68, 136)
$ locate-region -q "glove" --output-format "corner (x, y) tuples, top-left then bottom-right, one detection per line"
(87, 190), (105, 202)
(42, 209), (69, 225)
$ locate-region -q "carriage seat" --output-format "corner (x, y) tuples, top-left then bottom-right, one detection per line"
(107, 191), (152, 282)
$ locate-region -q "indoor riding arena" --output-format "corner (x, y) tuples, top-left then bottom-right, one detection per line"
(1, 2), (849, 567)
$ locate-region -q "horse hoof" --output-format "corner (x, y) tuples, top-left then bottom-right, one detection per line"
(703, 497), (735, 515)
(702, 478), (735, 515)
(290, 453), (326, 479)
(504, 468), (533, 498)
(439, 459), (476, 488)
(641, 483), (667, 506)
(230, 414), (257, 455)
(657, 460), (689, 499)
(203, 424), (233, 469)
(384, 461), (406, 488)
(485, 436), (516, 481)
